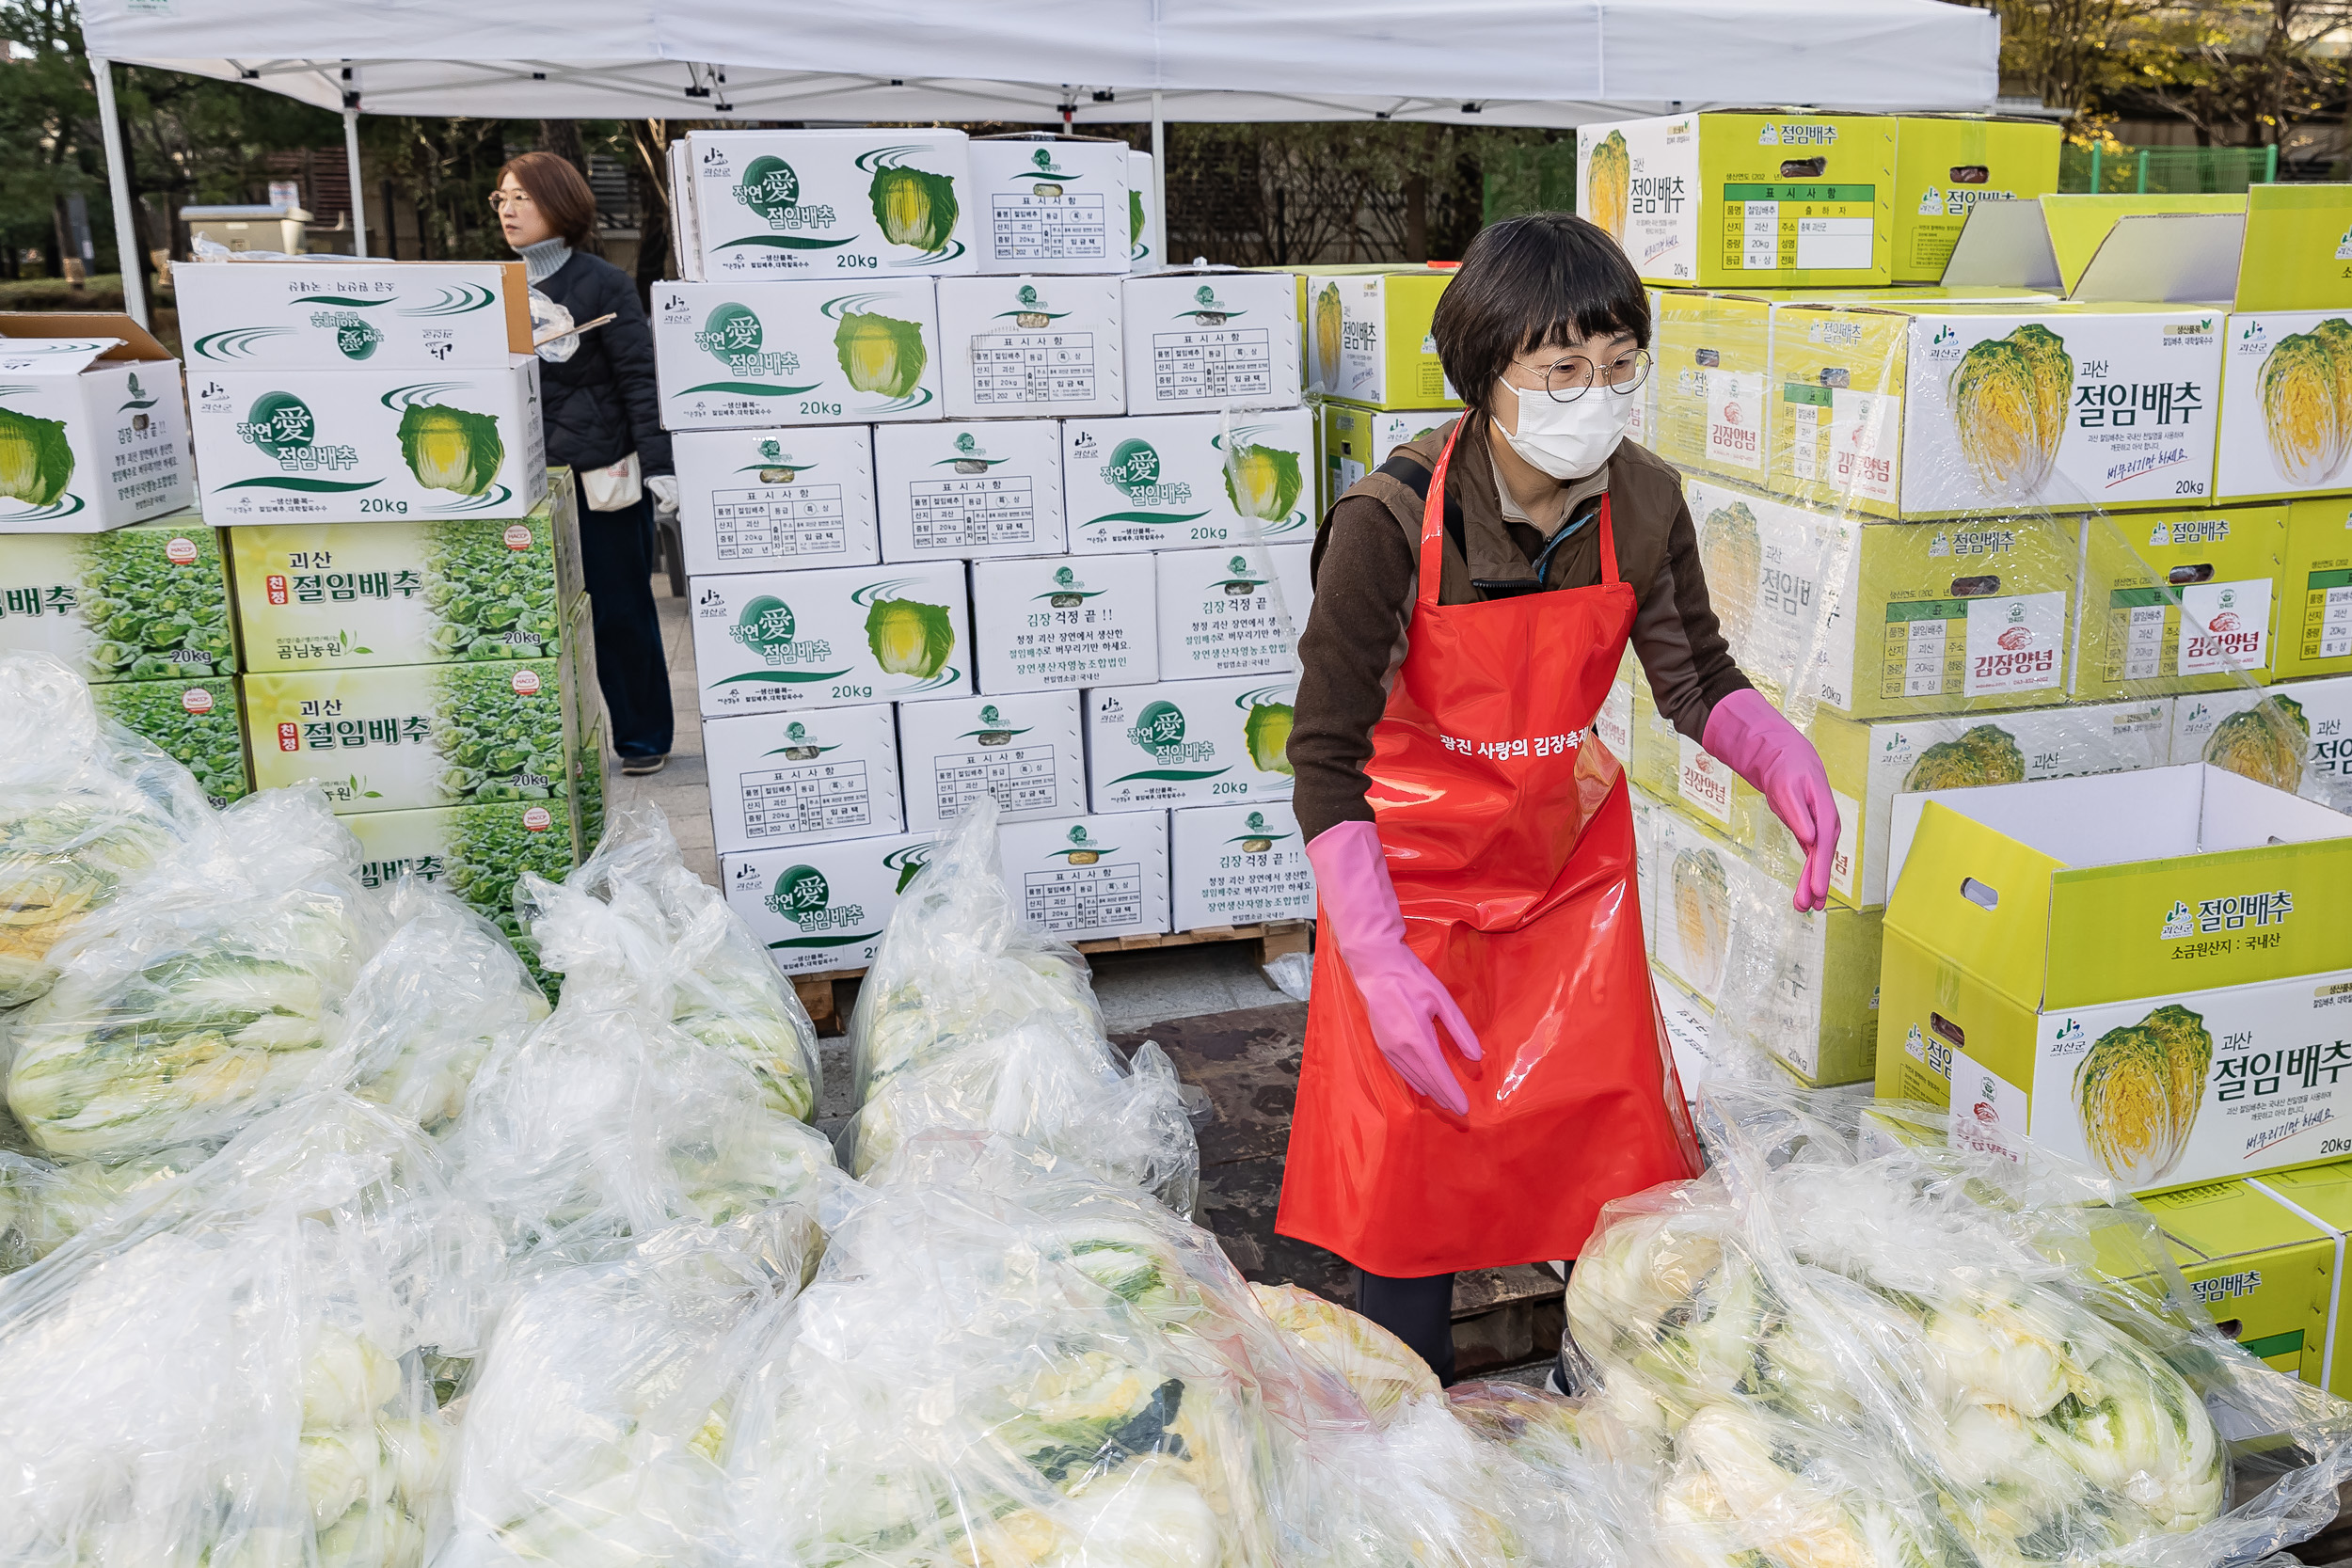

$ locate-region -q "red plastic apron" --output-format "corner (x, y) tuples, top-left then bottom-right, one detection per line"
(1276, 423), (1701, 1277)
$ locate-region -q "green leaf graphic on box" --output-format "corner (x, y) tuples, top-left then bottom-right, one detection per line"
(865, 596), (955, 678)
(867, 161), (960, 252)
(834, 309), (928, 398)
(0, 407), (74, 507)
(398, 403), (504, 496)
(1222, 444), (1303, 522)
(1244, 702), (1295, 775)
(1130, 190), (1146, 248)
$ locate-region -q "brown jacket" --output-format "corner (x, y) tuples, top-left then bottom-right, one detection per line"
(1288, 413), (1751, 841)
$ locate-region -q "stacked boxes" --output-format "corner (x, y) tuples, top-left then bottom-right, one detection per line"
(163, 257), (595, 939)
(657, 130), (1317, 974)
(0, 313), (229, 799)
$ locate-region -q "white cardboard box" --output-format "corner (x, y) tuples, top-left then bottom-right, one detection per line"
(684, 128), (977, 278)
(873, 420), (1069, 562)
(189, 357), (545, 525)
(723, 832), (935, 976)
(972, 553), (1158, 693)
(672, 426), (881, 574)
(894, 689), (1086, 831)
(998, 812), (1172, 942)
(688, 561), (973, 717)
(968, 137), (1131, 276)
(1154, 541), (1313, 679)
(1120, 270), (1302, 414)
(651, 279), (944, 429)
(1169, 800), (1316, 930)
(701, 703), (904, 855)
(1127, 151), (1161, 274)
(935, 276), (1125, 419)
(173, 260), (529, 369)
(1061, 408), (1316, 554)
(0, 321), (193, 531)
(1086, 673), (1299, 810)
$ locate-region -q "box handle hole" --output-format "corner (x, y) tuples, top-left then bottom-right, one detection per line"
(1931, 1011), (1966, 1048)
(1949, 165), (1990, 184)
(1961, 878), (1999, 911)
(2168, 563), (2214, 586)
(1949, 575), (2001, 597)
(1780, 156), (1827, 178)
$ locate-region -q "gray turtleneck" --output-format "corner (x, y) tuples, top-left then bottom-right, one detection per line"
(518, 235), (572, 285)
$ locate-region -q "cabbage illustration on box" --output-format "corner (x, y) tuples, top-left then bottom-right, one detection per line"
(689, 561), (970, 716)
(1878, 763), (2352, 1192)
(1062, 409), (1314, 553)
(1085, 674), (1297, 809)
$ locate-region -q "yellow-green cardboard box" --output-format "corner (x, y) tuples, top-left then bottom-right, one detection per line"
(1652, 290), (1773, 481)
(1877, 762), (2352, 1195)
(2281, 497), (2352, 680)
(2249, 1162), (2352, 1397)
(1302, 269), (1458, 410)
(1577, 111), (1895, 288)
(2127, 1180), (2334, 1385)
(2073, 505), (2283, 702)
(1890, 116), (2061, 285)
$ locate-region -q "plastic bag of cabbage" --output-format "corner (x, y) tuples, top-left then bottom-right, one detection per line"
(841, 799), (1198, 1210)
(5, 787), (394, 1160)
(0, 652), (216, 1010)
(517, 805), (819, 1122)
(1564, 1083), (2352, 1568)
(437, 1211), (815, 1568)
(0, 1091), (500, 1568)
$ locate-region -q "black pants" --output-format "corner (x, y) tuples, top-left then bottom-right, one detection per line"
(1355, 1268), (1456, 1383)
(576, 480), (674, 761)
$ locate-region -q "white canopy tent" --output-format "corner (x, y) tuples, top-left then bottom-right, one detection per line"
(77, 0), (1999, 324)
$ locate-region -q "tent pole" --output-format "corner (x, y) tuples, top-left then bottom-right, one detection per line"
(89, 55), (149, 328)
(1151, 91), (1168, 268)
(343, 106), (370, 258)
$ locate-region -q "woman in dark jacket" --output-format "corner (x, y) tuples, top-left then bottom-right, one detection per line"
(494, 150), (675, 774)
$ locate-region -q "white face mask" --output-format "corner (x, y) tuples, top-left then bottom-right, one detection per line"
(1494, 379), (1636, 481)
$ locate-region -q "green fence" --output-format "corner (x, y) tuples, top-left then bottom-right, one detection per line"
(2058, 144), (2278, 195)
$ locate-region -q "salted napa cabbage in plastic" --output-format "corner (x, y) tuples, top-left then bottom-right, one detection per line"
(519, 805), (819, 1122)
(833, 309), (928, 398)
(1251, 1281), (1438, 1423)
(0, 655), (215, 1009)
(437, 1213), (811, 1567)
(867, 162), (960, 254)
(0, 1093), (494, 1568)
(396, 403), (504, 496)
(1564, 1084), (2352, 1568)
(0, 405), (73, 507)
(6, 789), (391, 1160)
(843, 799), (1196, 1208)
(863, 594), (956, 681)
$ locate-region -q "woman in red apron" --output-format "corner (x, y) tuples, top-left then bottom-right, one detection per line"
(1278, 214), (1839, 1382)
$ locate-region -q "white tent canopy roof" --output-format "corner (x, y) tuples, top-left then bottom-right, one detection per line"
(80, 0), (1998, 125)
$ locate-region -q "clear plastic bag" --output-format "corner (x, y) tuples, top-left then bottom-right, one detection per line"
(842, 800), (1198, 1208)
(437, 1212), (812, 1567)
(0, 653), (217, 1011)
(0, 1091), (500, 1568)
(5, 788), (393, 1160)
(446, 1000), (850, 1274)
(336, 882), (551, 1135)
(518, 806), (819, 1122)
(1564, 1082), (2352, 1568)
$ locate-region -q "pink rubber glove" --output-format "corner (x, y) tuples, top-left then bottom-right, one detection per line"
(1306, 819), (1482, 1115)
(1701, 688), (1840, 912)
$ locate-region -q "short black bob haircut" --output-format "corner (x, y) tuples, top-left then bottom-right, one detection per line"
(1429, 213), (1650, 419)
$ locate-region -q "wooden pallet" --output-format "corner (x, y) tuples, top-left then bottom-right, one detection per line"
(789, 919), (1313, 1034)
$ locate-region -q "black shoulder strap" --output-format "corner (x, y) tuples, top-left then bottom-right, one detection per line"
(1375, 452), (1467, 566)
